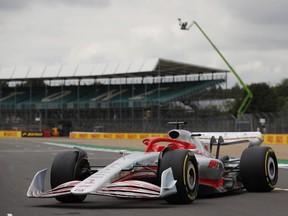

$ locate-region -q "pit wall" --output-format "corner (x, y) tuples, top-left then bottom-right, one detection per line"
(70, 132), (288, 145)
(0, 130), (287, 145)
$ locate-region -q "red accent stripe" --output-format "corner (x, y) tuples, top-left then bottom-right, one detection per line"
(112, 167), (157, 183)
(200, 178), (224, 188)
(107, 181), (160, 192)
(143, 137), (196, 152)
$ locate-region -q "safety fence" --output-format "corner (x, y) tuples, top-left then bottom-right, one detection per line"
(1, 111), (288, 137)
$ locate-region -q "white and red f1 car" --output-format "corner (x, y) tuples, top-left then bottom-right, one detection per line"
(27, 122), (278, 204)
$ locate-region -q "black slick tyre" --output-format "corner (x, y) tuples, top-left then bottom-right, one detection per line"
(240, 146), (278, 192)
(50, 149), (90, 203)
(158, 149), (199, 204)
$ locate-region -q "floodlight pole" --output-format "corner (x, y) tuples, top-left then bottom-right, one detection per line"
(178, 19), (253, 118)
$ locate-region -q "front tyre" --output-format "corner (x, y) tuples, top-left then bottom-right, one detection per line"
(158, 149), (199, 204)
(50, 148), (91, 203)
(240, 146), (278, 192)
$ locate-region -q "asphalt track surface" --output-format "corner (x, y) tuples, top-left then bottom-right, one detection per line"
(1, 138), (287, 216)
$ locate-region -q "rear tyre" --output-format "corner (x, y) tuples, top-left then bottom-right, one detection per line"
(158, 149), (199, 204)
(240, 146), (278, 192)
(50, 149), (90, 203)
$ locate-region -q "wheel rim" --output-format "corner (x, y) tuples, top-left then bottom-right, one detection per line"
(267, 157), (276, 180)
(187, 163), (196, 190)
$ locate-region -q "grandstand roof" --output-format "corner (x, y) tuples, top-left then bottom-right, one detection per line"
(0, 58), (228, 81)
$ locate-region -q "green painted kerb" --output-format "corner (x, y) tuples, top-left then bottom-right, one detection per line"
(278, 160), (288, 164)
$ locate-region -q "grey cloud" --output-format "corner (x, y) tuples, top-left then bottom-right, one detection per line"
(48, 0), (110, 7)
(0, 0), (287, 87)
(223, 0), (288, 25)
(0, 0), (27, 10)
(0, 0), (110, 10)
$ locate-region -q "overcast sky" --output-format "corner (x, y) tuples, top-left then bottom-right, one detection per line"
(0, 0), (287, 87)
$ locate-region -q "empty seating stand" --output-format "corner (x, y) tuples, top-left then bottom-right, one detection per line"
(0, 79), (225, 110)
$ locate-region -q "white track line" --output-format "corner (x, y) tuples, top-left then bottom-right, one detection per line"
(275, 188), (288, 192)
(278, 164), (288, 169)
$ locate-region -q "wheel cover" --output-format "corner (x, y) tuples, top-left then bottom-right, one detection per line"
(267, 157), (276, 180)
(186, 163), (196, 190)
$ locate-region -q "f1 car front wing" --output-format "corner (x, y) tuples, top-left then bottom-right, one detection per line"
(27, 167), (177, 199)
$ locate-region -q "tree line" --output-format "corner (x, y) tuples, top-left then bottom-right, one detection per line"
(197, 78), (288, 115)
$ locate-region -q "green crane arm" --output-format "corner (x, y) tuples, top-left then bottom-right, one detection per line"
(191, 21), (253, 118)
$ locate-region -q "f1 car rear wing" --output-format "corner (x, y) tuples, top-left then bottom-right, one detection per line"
(167, 122), (263, 147)
(197, 132), (263, 147)
(168, 129), (263, 156)
(196, 132), (263, 158)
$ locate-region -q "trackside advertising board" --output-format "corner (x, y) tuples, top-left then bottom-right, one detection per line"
(22, 131), (44, 137)
(263, 134), (288, 145)
(0, 130), (51, 138)
(70, 132), (288, 145)
(22, 130), (51, 137)
(70, 132), (168, 140)
(0, 130), (22, 138)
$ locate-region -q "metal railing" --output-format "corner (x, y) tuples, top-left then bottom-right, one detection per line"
(1, 109), (287, 134)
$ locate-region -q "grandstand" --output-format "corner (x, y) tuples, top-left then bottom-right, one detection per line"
(0, 58), (228, 133)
